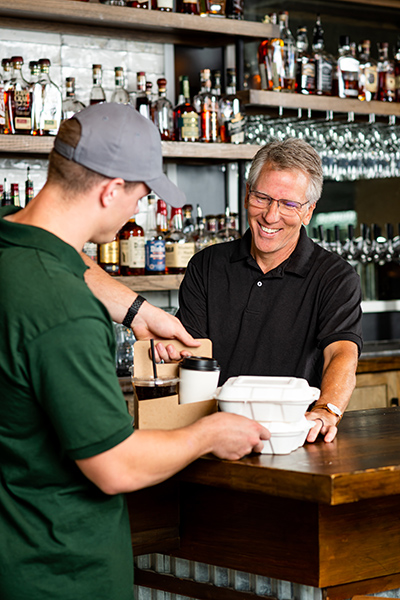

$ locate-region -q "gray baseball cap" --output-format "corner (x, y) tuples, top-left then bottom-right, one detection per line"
(53, 102), (186, 208)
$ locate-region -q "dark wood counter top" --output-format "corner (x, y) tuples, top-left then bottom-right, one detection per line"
(177, 407), (400, 505)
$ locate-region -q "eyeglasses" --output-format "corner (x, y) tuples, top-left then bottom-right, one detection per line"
(248, 189), (310, 216)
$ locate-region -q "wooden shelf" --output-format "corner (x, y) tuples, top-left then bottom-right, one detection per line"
(239, 90), (400, 117)
(0, 0), (279, 46)
(113, 274), (184, 292)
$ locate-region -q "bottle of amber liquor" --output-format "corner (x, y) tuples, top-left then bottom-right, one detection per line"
(193, 68), (220, 143)
(174, 76), (200, 142)
(165, 207), (195, 275)
(119, 216), (145, 276)
(377, 42), (396, 102)
(98, 239), (120, 275)
(7, 56), (33, 135)
(219, 68), (245, 144)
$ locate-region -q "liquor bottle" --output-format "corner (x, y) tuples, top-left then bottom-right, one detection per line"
(206, 214), (220, 244)
(312, 14), (334, 96)
(358, 40), (378, 102)
(154, 0), (173, 11)
(258, 14), (274, 91)
(225, 0), (243, 19)
(119, 216), (145, 276)
(189, 205), (212, 252)
(37, 58), (62, 136)
(173, 76), (200, 142)
(216, 207), (240, 243)
(336, 36), (359, 99)
(0, 69), (4, 134)
(25, 166), (34, 206)
(165, 207), (195, 274)
(200, 0), (226, 17)
(193, 69), (219, 143)
(156, 199), (169, 235)
(27, 61), (42, 135)
(127, 0), (149, 8)
(219, 67), (245, 144)
(211, 70), (222, 97)
(279, 11), (296, 92)
(111, 67), (130, 104)
(10, 183), (20, 208)
(394, 36), (400, 102)
(136, 72), (151, 119)
(7, 56), (33, 135)
(2, 59), (12, 134)
(83, 241), (98, 263)
(182, 204), (195, 234)
(90, 64), (106, 105)
(98, 238), (120, 275)
(377, 42), (396, 102)
(1, 178), (12, 207)
(152, 78), (174, 140)
(145, 194), (166, 275)
(267, 13), (285, 91)
(62, 77), (86, 120)
(176, 0), (199, 15)
(295, 27), (315, 94)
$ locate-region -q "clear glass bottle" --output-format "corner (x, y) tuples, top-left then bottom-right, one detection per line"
(193, 68), (219, 143)
(258, 14), (273, 91)
(28, 61), (41, 135)
(37, 58), (62, 136)
(189, 205), (212, 252)
(165, 207), (195, 274)
(296, 27), (315, 94)
(211, 70), (222, 97)
(377, 42), (396, 102)
(336, 36), (360, 99)
(152, 78), (174, 141)
(111, 66), (130, 105)
(136, 72), (151, 119)
(62, 77), (86, 120)
(219, 67), (245, 144)
(267, 13), (284, 91)
(173, 76), (200, 142)
(279, 11), (296, 92)
(25, 166), (34, 206)
(119, 215), (145, 276)
(90, 64), (106, 105)
(358, 40), (378, 101)
(312, 14), (334, 96)
(145, 194), (166, 275)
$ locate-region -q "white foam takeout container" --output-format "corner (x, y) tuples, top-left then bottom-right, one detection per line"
(259, 417), (314, 455)
(216, 375), (320, 423)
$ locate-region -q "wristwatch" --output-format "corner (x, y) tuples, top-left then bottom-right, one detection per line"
(312, 403), (343, 423)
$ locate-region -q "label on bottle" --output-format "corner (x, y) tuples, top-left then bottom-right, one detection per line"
(120, 238), (145, 268)
(43, 119), (58, 130)
(0, 83), (5, 126)
(99, 241), (119, 264)
(165, 242), (195, 268)
(385, 73), (396, 91)
(83, 241), (98, 263)
(145, 239), (165, 272)
(315, 58), (333, 93)
(157, 0), (173, 7)
(364, 65), (378, 93)
(15, 117), (32, 129)
(180, 111), (199, 140)
(227, 113), (245, 144)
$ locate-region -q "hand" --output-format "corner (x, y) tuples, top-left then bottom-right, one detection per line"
(153, 341), (192, 363)
(305, 410), (338, 443)
(199, 412), (271, 460)
(131, 302), (201, 350)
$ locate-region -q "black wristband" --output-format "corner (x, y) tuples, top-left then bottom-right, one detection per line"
(122, 295), (146, 328)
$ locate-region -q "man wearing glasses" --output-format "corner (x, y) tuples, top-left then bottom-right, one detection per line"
(160, 138), (363, 444)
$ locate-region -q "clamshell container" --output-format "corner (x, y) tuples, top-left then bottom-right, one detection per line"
(258, 418), (314, 455)
(216, 376), (320, 423)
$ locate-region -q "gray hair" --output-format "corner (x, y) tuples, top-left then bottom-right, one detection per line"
(247, 138), (323, 205)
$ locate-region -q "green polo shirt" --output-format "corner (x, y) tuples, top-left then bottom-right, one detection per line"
(0, 206), (134, 600)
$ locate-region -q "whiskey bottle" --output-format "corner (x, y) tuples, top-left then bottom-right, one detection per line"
(173, 76), (200, 142)
(62, 77), (86, 120)
(193, 69), (219, 143)
(152, 78), (174, 140)
(312, 14), (334, 96)
(98, 238), (120, 275)
(136, 72), (151, 119)
(336, 36), (359, 98)
(394, 36), (400, 102)
(219, 67), (245, 144)
(267, 13), (285, 91)
(155, 0), (173, 11)
(119, 216), (145, 276)
(145, 194), (166, 275)
(377, 42), (396, 102)
(165, 207), (195, 274)
(111, 67), (130, 105)
(279, 11), (296, 92)
(200, 0), (226, 17)
(2, 59), (12, 135)
(90, 65), (106, 105)
(25, 166), (34, 206)
(0, 69), (4, 134)
(176, 0), (199, 15)
(182, 204), (195, 234)
(295, 27), (315, 94)
(37, 58), (62, 136)
(7, 56), (33, 135)
(10, 183), (20, 208)
(358, 40), (378, 101)
(258, 14), (273, 91)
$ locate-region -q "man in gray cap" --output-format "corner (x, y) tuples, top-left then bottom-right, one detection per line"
(0, 103), (269, 600)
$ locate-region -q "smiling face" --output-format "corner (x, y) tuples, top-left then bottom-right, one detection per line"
(244, 167), (315, 273)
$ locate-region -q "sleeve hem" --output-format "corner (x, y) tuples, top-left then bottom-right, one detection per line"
(67, 423), (134, 460)
(319, 334), (363, 357)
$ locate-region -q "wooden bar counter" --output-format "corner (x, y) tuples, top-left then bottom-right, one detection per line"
(128, 407), (400, 600)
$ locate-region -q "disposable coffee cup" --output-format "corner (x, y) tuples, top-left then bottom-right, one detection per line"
(179, 356), (220, 405)
(132, 376), (179, 401)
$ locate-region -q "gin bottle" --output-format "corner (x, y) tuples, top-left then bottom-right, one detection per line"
(90, 64), (106, 105)
(37, 58), (62, 136)
(62, 77), (85, 120)
(152, 78), (174, 140)
(279, 11), (296, 92)
(111, 66), (130, 105)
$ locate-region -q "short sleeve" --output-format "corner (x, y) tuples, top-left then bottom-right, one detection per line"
(27, 317), (134, 460)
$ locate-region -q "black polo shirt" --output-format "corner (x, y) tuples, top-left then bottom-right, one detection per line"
(177, 227), (363, 387)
